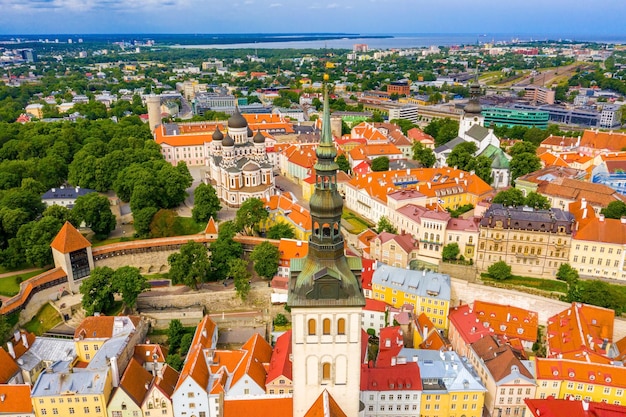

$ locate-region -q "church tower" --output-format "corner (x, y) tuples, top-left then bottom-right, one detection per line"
(458, 75), (484, 137)
(288, 77), (365, 417)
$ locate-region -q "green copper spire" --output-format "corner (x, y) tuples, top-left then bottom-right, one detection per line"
(315, 80), (338, 165)
(287, 76), (365, 309)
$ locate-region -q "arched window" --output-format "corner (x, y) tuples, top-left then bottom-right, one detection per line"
(337, 318), (346, 335)
(322, 362), (331, 381)
(308, 319), (316, 335)
(161, 400), (167, 408)
(323, 318), (331, 335)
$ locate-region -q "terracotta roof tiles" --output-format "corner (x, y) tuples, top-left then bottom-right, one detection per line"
(0, 348), (20, 383)
(119, 358), (153, 406)
(304, 390), (347, 417)
(0, 384), (32, 414)
(266, 330), (292, 385)
(50, 221), (91, 253)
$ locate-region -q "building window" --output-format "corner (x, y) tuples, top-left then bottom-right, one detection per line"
(322, 363), (331, 381)
(323, 318), (331, 335)
(337, 318), (346, 335)
(308, 319), (316, 335)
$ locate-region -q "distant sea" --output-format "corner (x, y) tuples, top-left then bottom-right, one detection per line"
(169, 33), (626, 50)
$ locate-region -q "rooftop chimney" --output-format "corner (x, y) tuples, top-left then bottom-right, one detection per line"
(599, 214), (605, 222)
(110, 356), (120, 388)
(21, 333), (29, 349)
(6, 341), (15, 359)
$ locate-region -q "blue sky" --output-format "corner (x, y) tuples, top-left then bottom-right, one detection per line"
(0, 0), (625, 36)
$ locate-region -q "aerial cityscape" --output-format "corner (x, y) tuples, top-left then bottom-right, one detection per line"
(1, 3), (626, 417)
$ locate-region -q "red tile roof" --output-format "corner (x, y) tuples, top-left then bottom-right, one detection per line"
(0, 348), (20, 383)
(153, 364), (179, 399)
(205, 217), (218, 235)
(119, 358), (153, 406)
(364, 298), (389, 313)
(74, 315), (140, 340)
(361, 258), (375, 291)
(377, 327), (404, 367)
(546, 302), (614, 360)
(50, 221), (91, 253)
(224, 397), (293, 417)
(473, 300), (538, 343)
(266, 331), (292, 385)
(526, 397), (626, 417)
(360, 362), (423, 391)
(304, 390), (347, 417)
(0, 384), (33, 414)
(449, 304), (492, 345)
(176, 343), (210, 391)
(230, 333), (273, 390)
(133, 344), (168, 365)
(535, 357), (626, 389)
(580, 130), (626, 152)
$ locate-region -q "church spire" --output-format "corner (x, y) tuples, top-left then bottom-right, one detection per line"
(316, 75), (337, 162)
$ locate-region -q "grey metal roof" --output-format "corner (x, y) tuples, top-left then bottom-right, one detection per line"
(17, 337), (76, 372)
(32, 368), (110, 397)
(371, 263), (451, 302)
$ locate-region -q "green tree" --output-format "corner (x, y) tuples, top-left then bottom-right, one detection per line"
(390, 119), (416, 135)
(267, 222), (296, 240)
(556, 263), (579, 284)
(376, 216), (397, 234)
(509, 141), (538, 157)
(510, 152), (542, 181)
(80, 266), (115, 316)
(336, 154), (350, 173)
(229, 258), (251, 301)
(7, 216), (63, 268)
(43, 205), (78, 226)
(488, 261), (512, 281)
(273, 313), (289, 326)
(525, 192), (551, 210)
(192, 183), (221, 223)
(167, 319), (185, 353)
(168, 241), (211, 289)
(165, 354), (183, 372)
(112, 266), (149, 311)
(73, 193), (116, 239)
(179, 333), (194, 356)
(209, 221), (243, 281)
(492, 188), (526, 207)
(133, 207), (158, 237)
(600, 200), (626, 219)
(442, 243), (460, 261)
(467, 155), (493, 185)
(423, 118), (459, 147)
(447, 142), (478, 171)
(250, 241), (279, 280)
(578, 280), (626, 315)
(235, 198), (268, 235)
(371, 156), (390, 172)
(412, 142), (436, 168)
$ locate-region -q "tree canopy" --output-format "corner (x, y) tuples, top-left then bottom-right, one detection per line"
(73, 193), (116, 239)
(600, 200), (626, 219)
(423, 118), (459, 147)
(488, 261), (512, 281)
(250, 241), (279, 280)
(80, 266), (116, 316)
(168, 241), (211, 289)
(376, 216), (397, 234)
(192, 183), (221, 223)
(371, 156), (390, 172)
(209, 221), (243, 281)
(267, 222), (296, 240)
(235, 198), (268, 235)
(229, 258), (251, 301)
(412, 142), (436, 168)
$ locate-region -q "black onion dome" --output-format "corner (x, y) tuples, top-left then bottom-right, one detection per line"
(222, 133), (234, 147)
(212, 126), (224, 141)
(228, 107), (247, 129)
(253, 130), (265, 144)
(247, 126), (253, 137)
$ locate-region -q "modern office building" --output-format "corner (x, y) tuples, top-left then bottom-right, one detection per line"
(482, 107), (549, 129)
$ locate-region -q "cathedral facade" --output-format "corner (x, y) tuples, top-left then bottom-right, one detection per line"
(206, 108), (276, 207)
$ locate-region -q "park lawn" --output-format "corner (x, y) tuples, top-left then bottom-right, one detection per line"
(23, 303), (63, 335)
(342, 208), (374, 235)
(173, 217), (205, 235)
(0, 269), (47, 297)
(481, 273), (568, 293)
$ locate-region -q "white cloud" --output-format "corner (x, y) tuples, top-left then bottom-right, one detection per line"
(269, 2), (281, 7)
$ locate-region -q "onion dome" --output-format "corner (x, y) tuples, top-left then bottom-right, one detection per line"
(212, 126), (223, 141)
(247, 126), (253, 137)
(222, 133), (234, 147)
(464, 99), (482, 115)
(253, 130), (265, 144)
(228, 107), (247, 129)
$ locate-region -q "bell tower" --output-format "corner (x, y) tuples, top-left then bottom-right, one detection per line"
(288, 76), (365, 417)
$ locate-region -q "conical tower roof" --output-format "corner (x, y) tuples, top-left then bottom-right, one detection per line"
(50, 221), (91, 254)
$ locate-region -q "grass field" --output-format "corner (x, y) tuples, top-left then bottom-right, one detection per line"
(342, 208), (374, 234)
(481, 273), (568, 293)
(0, 269), (47, 297)
(23, 303), (63, 335)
